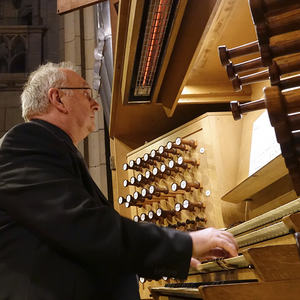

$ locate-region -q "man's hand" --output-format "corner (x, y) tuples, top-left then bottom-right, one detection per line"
(189, 227), (238, 267)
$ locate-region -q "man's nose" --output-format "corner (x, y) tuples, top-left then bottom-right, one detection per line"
(91, 99), (100, 111)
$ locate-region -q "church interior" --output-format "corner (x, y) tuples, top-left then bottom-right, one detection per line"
(1, 0), (300, 299)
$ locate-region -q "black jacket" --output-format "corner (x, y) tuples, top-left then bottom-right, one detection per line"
(0, 120), (192, 300)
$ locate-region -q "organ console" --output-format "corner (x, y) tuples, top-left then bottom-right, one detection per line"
(109, 0), (300, 299)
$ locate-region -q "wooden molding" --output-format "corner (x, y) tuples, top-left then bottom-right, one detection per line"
(57, 0), (105, 14)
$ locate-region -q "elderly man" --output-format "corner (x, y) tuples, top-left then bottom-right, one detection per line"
(0, 62), (238, 300)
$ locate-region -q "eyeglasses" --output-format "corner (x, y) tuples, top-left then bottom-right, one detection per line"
(57, 87), (94, 101)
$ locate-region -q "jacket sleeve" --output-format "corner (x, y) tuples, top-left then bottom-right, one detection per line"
(0, 123), (192, 280)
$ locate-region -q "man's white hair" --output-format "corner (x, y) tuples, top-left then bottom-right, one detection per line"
(21, 62), (77, 121)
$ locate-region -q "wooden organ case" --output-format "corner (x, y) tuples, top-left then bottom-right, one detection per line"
(109, 0), (300, 299)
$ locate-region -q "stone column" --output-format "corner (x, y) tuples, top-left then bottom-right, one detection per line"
(26, 26), (43, 72)
(31, 0), (42, 25)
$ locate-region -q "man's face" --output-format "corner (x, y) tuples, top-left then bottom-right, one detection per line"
(60, 70), (100, 137)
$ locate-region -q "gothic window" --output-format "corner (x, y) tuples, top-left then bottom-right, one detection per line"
(0, 0), (32, 25)
(0, 34), (26, 73)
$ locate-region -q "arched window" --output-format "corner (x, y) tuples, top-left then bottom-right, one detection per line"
(0, 34), (26, 73)
(0, 0), (32, 25)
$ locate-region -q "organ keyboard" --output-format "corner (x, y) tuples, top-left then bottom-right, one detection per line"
(150, 203), (300, 300)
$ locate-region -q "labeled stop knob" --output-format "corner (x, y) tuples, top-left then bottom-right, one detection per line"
(177, 156), (199, 167)
(148, 210), (159, 221)
(166, 141), (186, 152)
(133, 191), (145, 202)
(171, 180), (200, 192)
(182, 199), (205, 211)
(163, 144), (179, 155)
(145, 170), (155, 182)
(143, 153), (156, 165)
(130, 176), (141, 187)
(158, 146), (173, 157)
(123, 160), (142, 172)
(150, 149), (164, 161)
(140, 213), (151, 222)
(137, 173), (147, 184)
(136, 157), (148, 168)
(133, 215), (140, 222)
(152, 166), (164, 178)
(175, 137), (197, 149)
(168, 159), (186, 170)
(149, 185), (168, 197)
(126, 194), (134, 204)
(156, 208), (177, 218)
(141, 188), (152, 200)
(118, 196), (125, 205)
(180, 180), (201, 192)
(160, 163), (179, 175)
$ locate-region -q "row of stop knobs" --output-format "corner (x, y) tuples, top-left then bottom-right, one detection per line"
(132, 199), (205, 221)
(123, 138), (197, 172)
(135, 210), (206, 231)
(134, 204), (206, 227)
(123, 156), (199, 188)
(119, 180), (201, 207)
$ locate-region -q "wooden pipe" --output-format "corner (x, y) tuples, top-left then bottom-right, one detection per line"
(218, 41), (259, 66)
(232, 69), (269, 91)
(256, 7), (300, 43)
(230, 86), (300, 120)
(226, 57), (265, 80)
(230, 99), (265, 120)
(249, 0), (300, 23)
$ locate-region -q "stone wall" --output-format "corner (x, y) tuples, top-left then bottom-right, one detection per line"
(64, 6), (108, 198)
(0, 90), (23, 137)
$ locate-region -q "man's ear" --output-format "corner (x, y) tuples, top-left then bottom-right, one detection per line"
(48, 88), (68, 113)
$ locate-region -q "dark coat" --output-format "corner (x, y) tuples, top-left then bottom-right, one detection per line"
(0, 119), (192, 300)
